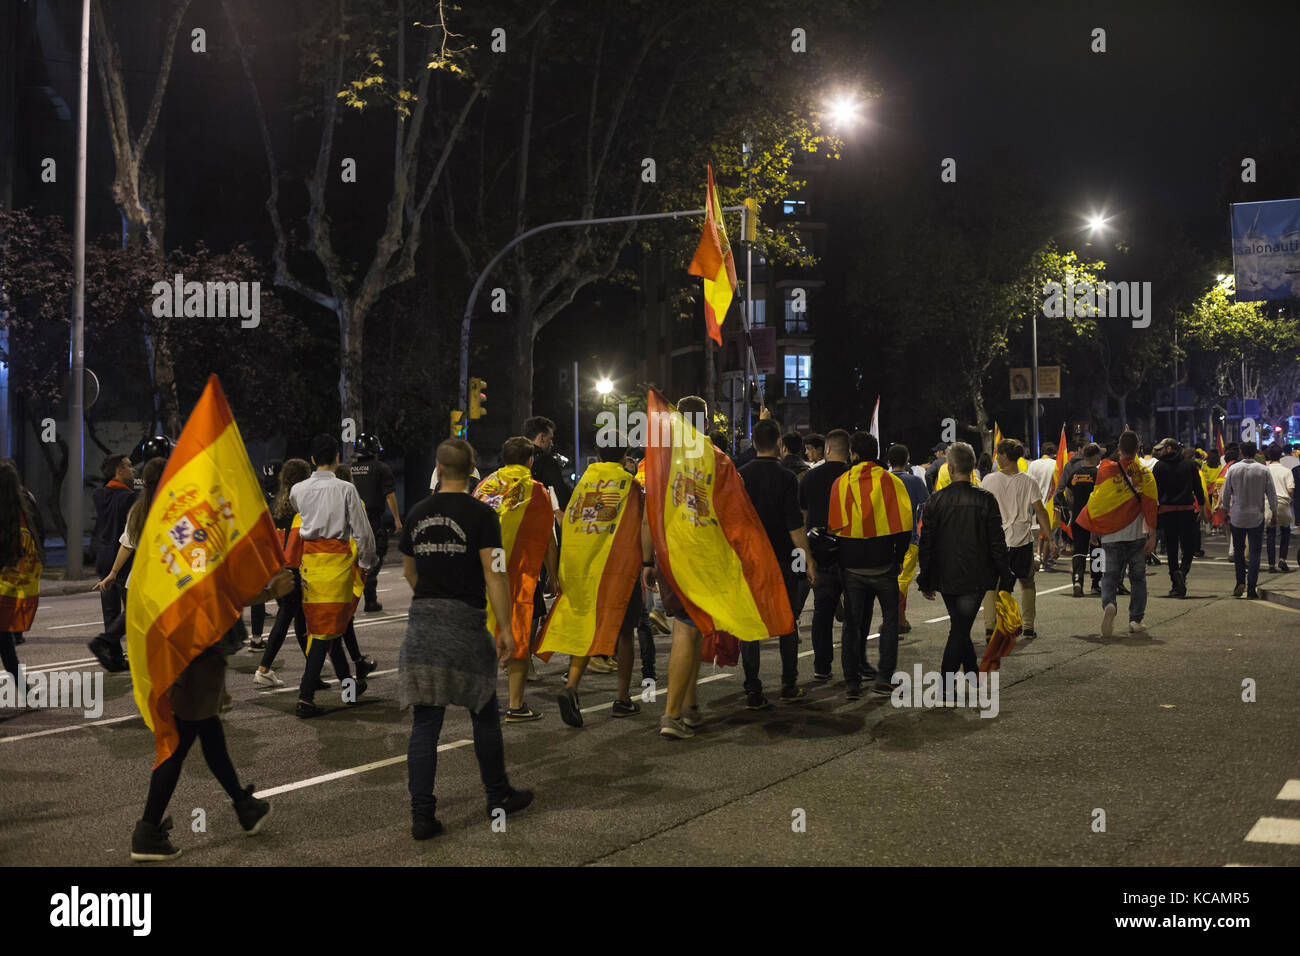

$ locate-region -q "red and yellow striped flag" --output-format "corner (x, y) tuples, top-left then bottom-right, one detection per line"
(127, 375), (285, 767)
(993, 421), (1002, 451)
(645, 388), (793, 641)
(1050, 424), (1068, 534)
(687, 163), (737, 346)
(829, 462), (913, 539)
(0, 515), (41, 632)
(537, 462), (643, 658)
(474, 464), (554, 658)
(1076, 456), (1158, 536)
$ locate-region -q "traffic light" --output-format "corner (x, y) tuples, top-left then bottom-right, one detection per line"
(469, 377), (487, 419)
(743, 197), (758, 242)
(450, 409), (467, 438)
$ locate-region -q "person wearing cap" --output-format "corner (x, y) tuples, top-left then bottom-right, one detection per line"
(1151, 438), (1206, 598)
(350, 433), (403, 612)
(924, 443), (948, 494)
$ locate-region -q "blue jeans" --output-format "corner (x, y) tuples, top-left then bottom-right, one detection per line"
(842, 568), (899, 686)
(740, 574), (801, 692)
(408, 694), (509, 817)
(1101, 539), (1148, 622)
(1231, 522), (1264, 590)
(1265, 524), (1291, 567)
(940, 592), (982, 680)
(810, 564), (848, 676)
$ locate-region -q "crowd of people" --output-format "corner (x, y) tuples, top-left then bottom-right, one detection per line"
(0, 403), (1295, 857)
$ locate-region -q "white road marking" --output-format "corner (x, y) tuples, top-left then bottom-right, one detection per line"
(253, 741), (472, 799)
(1244, 817), (1300, 845)
(0, 714), (137, 743)
(1276, 780), (1300, 801)
(23, 657), (100, 672)
(49, 622), (101, 630)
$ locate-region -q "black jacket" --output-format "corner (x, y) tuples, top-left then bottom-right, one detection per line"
(916, 480), (1012, 595)
(1152, 455), (1206, 509)
(92, 482), (135, 576)
(780, 454), (810, 481)
(530, 448), (571, 509)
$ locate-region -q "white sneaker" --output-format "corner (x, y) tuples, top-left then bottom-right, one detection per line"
(526, 657), (541, 682)
(1100, 603), (1117, 638)
(1128, 620), (1146, 634)
(253, 668), (284, 687)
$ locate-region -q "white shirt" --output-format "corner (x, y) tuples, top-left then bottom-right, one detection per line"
(1140, 455), (1157, 471)
(980, 469), (1040, 548)
(1280, 454), (1299, 473)
(290, 470), (378, 571)
(1101, 511), (1147, 544)
(911, 464), (926, 480)
(118, 527), (137, 588)
(1267, 462), (1295, 524)
(1026, 455), (1057, 504)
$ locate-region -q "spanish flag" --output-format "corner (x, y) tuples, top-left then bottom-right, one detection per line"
(1049, 424), (1068, 535)
(829, 461), (913, 539)
(127, 376), (285, 767)
(0, 515), (41, 632)
(645, 388), (793, 641)
(1075, 456), (1158, 536)
(993, 422), (1002, 451)
(687, 163), (737, 346)
(474, 464), (554, 658)
(300, 535), (362, 637)
(537, 462), (644, 658)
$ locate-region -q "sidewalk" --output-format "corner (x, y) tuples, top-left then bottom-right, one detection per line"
(1259, 575), (1300, 611)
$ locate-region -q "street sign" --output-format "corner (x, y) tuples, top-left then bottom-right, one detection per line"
(1010, 366), (1059, 399)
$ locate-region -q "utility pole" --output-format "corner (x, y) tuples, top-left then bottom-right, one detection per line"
(66, 0), (90, 576)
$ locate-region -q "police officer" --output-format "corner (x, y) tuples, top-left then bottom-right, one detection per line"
(350, 433), (402, 612)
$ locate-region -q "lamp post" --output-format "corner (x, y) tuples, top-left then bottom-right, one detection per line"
(66, 0), (90, 577)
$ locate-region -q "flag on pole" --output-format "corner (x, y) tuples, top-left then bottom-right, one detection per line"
(537, 462), (644, 659)
(688, 163), (737, 346)
(1216, 429), (1225, 459)
(645, 388), (793, 642)
(127, 375), (285, 768)
(1050, 423), (1068, 535)
(869, 396), (880, 444)
(993, 421), (1002, 451)
(473, 465), (554, 659)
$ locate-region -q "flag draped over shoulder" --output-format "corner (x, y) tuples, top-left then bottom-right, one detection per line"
(828, 462), (913, 539)
(1076, 457), (1158, 536)
(301, 535), (362, 636)
(687, 163), (737, 346)
(645, 388), (792, 641)
(537, 462), (643, 659)
(474, 464), (553, 657)
(128, 375), (285, 768)
(0, 516), (41, 632)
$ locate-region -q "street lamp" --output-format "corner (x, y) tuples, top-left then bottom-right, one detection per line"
(595, 377), (613, 396)
(824, 93), (863, 129)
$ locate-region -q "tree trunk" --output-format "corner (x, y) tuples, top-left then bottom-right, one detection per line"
(29, 412), (69, 545)
(338, 299), (366, 434)
(512, 286), (536, 433)
(972, 384), (989, 454)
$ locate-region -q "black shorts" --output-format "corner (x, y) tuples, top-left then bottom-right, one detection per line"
(620, 582), (644, 634)
(1007, 542), (1035, 580)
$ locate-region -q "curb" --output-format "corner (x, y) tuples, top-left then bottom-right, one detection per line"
(1258, 587), (1300, 611)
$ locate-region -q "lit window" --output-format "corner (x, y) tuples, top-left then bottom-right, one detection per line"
(784, 353), (812, 398)
(782, 199), (809, 217)
(783, 293), (809, 333)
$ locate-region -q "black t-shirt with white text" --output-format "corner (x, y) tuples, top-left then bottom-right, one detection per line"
(399, 493), (502, 607)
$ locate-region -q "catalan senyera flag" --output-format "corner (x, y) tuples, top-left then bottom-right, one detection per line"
(645, 388), (793, 641)
(474, 464), (554, 658)
(537, 462), (644, 659)
(300, 534), (362, 637)
(128, 375), (285, 768)
(829, 461), (913, 540)
(1075, 456), (1158, 536)
(688, 163), (737, 346)
(0, 515), (41, 632)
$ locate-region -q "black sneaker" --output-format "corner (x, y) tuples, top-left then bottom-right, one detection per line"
(343, 678), (367, 702)
(13, 634), (23, 645)
(315, 678), (331, 691)
(1090, 583), (1102, 594)
(248, 636), (267, 650)
(1116, 584), (1130, 596)
(1022, 627), (1037, 639)
(88, 637), (127, 672)
(812, 671), (832, 682)
(779, 685), (806, 702)
(1233, 582), (1246, 598)
(557, 688), (583, 727)
(487, 788), (534, 817)
(296, 700), (325, 718)
(871, 680), (900, 697)
(845, 683), (863, 700)
(1072, 583), (1084, 597)
(233, 785), (271, 835)
(1267, 565), (1277, 574)
(860, 666), (879, 683)
(354, 657), (378, 680)
(364, 602), (383, 613)
(1247, 589), (1259, 600)
(505, 706), (543, 723)
(611, 698), (641, 717)
(130, 817), (181, 862)
(1280, 560), (1292, 573)
(412, 816), (444, 840)
(745, 692), (771, 711)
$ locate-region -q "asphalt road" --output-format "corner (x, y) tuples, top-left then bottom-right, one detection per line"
(2, 533), (1298, 867)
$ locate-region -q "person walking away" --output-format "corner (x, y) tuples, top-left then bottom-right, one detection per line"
(0, 461), (43, 690)
(350, 433), (403, 612)
(779, 431), (810, 483)
(1264, 443), (1294, 572)
(1057, 443), (1102, 596)
(92, 454), (135, 633)
(1026, 442), (1059, 572)
(828, 432), (913, 698)
(1075, 432), (1158, 636)
(887, 444), (929, 634)
(738, 419), (815, 706)
(799, 429), (852, 683)
(253, 458), (313, 686)
(398, 438), (533, 840)
(1151, 438), (1206, 597)
(916, 442), (1012, 700)
(1220, 441), (1277, 598)
(981, 440), (1055, 640)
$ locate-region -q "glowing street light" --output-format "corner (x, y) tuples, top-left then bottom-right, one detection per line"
(824, 93), (863, 129)
(1086, 214), (1109, 234)
(595, 377), (614, 395)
